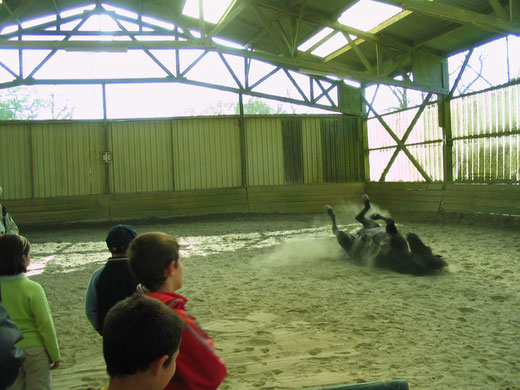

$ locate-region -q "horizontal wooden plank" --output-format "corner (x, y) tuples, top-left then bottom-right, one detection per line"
(247, 183), (365, 213)
(444, 183), (520, 194)
(110, 188), (249, 219)
(4, 196), (110, 224)
(5, 182), (520, 227)
(368, 200), (440, 213)
(366, 182), (444, 191)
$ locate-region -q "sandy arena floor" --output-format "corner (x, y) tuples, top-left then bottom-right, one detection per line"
(22, 205), (520, 390)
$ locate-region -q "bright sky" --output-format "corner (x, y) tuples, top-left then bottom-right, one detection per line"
(0, 0), (518, 119)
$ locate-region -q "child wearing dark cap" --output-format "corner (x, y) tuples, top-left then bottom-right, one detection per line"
(85, 225), (138, 334)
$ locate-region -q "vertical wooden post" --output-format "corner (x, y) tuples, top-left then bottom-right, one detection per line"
(238, 93), (247, 188)
(438, 94), (453, 183)
(103, 122), (113, 196)
(361, 88), (370, 182)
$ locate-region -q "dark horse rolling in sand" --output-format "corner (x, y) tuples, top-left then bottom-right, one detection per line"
(326, 195), (447, 275)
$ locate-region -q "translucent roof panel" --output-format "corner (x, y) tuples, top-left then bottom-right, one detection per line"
(337, 0), (402, 32)
(311, 32), (349, 58)
(182, 0), (235, 24)
(297, 27), (334, 52)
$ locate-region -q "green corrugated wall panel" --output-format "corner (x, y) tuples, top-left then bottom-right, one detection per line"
(31, 122), (104, 198)
(301, 118), (323, 184)
(111, 120), (174, 193)
(245, 118), (284, 186)
(320, 117), (364, 182)
(0, 123), (32, 199)
(172, 118), (241, 190)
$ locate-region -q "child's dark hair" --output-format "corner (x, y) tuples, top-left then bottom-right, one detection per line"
(103, 295), (183, 377)
(0, 234), (30, 275)
(128, 232), (180, 291)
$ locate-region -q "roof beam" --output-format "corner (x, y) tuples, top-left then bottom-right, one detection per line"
(291, 0), (306, 55)
(0, 38), (447, 93)
(246, 0), (413, 52)
(252, 4), (292, 56)
(323, 10), (413, 64)
(488, 0), (507, 19)
(208, 0), (247, 37)
(0, 0), (37, 27)
(377, 0), (520, 35)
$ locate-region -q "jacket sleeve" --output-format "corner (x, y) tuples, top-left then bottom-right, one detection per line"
(0, 303), (25, 389)
(30, 283), (61, 363)
(166, 311), (227, 390)
(85, 268), (102, 333)
(1, 205), (19, 235)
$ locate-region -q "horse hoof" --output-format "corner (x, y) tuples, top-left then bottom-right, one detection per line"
(370, 213), (381, 220)
(325, 205), (335, 216)
(361, 194), (370, 202)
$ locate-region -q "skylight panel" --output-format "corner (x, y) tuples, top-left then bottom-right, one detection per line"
(298, 27), (334, 52)
(338, 0), (402, 32)
(182, 0), (235, 24)
(141, 16), (175, 30)
(60, 5), (95, 19)
(21, 15), (56, 29)
(212, 37), (244, 49)
(311, 32), (348, 58)
(102, 4), (138, 19)
(80, 14), (120, 31)
(1, 25), (18, 35)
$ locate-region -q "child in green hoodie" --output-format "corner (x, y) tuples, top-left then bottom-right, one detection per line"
(0, 234), (60, 390)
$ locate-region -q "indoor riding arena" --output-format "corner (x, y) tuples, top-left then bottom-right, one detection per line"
(0, 1), (519, 389)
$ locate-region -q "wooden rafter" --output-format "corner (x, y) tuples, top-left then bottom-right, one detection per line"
(291, 0), (306, 55)
(342, 32), (374, 73)
(245, 0), (304, 48)
(247, 0), (413, 52)
(488, 0), (507, 19)
(0, 0), (37, 26)
(0, 38), (447, 93)
(252, 4), (292, 56)
(208, 0), (247, 37)
(377, 0), (520, 35)
(323, 10), (413, 64)
(305, 29), (337, 54)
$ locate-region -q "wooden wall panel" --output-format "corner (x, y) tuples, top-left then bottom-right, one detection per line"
(31, 122), (105, 198)
(245, 118), (285, 186)
(365, 182), (444, 212)
(247, 183), (365, 213)
(172, 118), (241, 190)
(4, 195), (110, 224)
(0, 123), (32, 199)
(111, 120), (174, 193)
(110, 188), (248, 220)
(301, 118), (324, 184)
(441, 183), (520, 215)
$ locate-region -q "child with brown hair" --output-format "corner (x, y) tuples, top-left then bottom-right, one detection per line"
(0, 234), (60, 390)
(128, 232), (227, 390)
(101, 295), (184, 390)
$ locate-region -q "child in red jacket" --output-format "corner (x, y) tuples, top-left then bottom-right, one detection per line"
(128, 232), (227, 390)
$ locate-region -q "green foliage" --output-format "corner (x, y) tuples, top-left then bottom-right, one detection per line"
(0, 88), (74, 120)
(201, 97), (287, 116)
(235, 98), (282, 115)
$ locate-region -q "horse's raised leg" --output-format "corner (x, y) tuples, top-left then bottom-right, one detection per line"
(325, 205), (354, 253)
(370, 213), (398, 234)
(355, 194), (379, 229)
